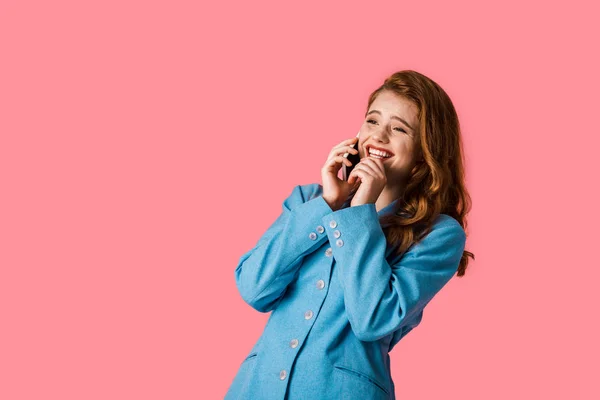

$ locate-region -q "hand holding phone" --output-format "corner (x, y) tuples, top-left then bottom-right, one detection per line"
(321, 132), (362, 211)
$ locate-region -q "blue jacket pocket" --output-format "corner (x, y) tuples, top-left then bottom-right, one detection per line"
(332, 364), (390, 398)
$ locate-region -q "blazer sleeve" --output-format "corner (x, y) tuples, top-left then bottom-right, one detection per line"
(321, 203), (466, 342)
(234, 184), (334, 313)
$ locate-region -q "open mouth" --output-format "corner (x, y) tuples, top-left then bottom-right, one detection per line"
(366, 145), (394, 160)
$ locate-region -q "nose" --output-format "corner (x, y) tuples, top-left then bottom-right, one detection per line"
(371, 127), (391, 143)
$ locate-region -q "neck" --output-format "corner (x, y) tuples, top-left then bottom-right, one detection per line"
(375, 185), (404, 213)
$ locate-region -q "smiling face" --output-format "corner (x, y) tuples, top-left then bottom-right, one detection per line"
(358, 90), (422, 191)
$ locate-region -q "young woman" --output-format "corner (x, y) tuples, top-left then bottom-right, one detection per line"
(225, 70), (474, 400)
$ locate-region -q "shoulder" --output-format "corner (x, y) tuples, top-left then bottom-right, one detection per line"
(431, 214), (466, 247)
(405, 214), (466, 261)
(435, 214), (466, 240)
(280, 182), (323, 209)
(287, 182), (323, 201)
(304, 183), (324, 200)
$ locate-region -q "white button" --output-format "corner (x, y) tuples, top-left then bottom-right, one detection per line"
(316, 225), (324, 234)
(280, 369), (287, 380)
(316, 280), (325, 290)
(309, 232), (317, 240)
(329, 220), (337, 228)
(325, 247), (332, 257)
(336, 239), (344, 247)
(333, 229), (341, 238)
(290, 339), (299, 348)
(304, 310), (313, 320)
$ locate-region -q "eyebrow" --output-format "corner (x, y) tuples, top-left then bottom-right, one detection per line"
(366, 110), (415, 131)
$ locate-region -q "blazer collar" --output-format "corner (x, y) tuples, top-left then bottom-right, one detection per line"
(377, 197), (400, 218)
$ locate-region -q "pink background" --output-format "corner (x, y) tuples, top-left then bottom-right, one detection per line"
(1, 0), (599, 398)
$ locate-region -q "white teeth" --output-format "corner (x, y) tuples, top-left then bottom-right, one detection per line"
(368, 147), (392, 158)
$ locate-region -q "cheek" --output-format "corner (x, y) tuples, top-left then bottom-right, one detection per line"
(396, 145), (416, 159)
(358, 142), (366, 158)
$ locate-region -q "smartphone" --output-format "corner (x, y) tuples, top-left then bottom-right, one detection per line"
(341, 131), (361, 181)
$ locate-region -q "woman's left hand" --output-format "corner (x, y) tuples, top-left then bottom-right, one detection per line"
(347, 157), (387, 207)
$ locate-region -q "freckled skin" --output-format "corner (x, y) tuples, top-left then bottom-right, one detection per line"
(355, 90), (421, 211)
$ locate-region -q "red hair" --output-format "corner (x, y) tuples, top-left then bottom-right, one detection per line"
(372, 70), (475, 276)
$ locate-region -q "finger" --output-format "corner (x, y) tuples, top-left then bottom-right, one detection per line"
(348, 164), (368, 184)
(330, 144), (359, 158)
(325, 155), (353, 169)
(359, 157), (385, 177)
(332, 137), (359, 151)
(338, 136), (359, 147)
(349, 168), (366, 185)
(348, 170), (355, 184)
(348, 173), (361, 186)
(336, 155), (353, 168)
(351, 162), (379, 182)
(327, 147), (359, 166)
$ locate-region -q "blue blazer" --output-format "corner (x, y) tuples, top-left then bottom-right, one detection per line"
(225, 183), (466, 400)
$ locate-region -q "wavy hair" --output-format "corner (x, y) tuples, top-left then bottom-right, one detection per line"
(362, 70), (474, 276)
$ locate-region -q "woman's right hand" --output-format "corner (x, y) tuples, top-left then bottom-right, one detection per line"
(321, 136), (361, 211)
